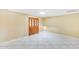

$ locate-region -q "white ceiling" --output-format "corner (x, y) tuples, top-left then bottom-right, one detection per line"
(9, 9), (79, 17)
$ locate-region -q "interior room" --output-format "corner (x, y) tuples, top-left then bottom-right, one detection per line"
(0, 9), (79, 49)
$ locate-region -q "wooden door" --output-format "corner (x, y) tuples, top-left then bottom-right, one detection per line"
(29, 17), (39, 35)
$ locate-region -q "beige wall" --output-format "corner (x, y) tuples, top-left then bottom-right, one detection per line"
(43, 13), (79, 37)
(0, 10), (29, 42)
(0, 10), (43, 42)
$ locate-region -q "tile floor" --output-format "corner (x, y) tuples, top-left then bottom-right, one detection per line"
(0, 31), (79, 49)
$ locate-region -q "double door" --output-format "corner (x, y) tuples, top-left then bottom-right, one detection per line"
(29, 17), (39, 35)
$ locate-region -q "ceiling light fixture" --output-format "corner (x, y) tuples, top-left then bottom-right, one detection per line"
(39, 12), (46, 15)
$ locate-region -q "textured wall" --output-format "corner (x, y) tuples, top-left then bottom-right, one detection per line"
(0, 10), (28, 42)
(43, 13), (79, 37)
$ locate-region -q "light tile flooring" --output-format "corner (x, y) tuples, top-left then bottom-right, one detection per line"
(0, 31), (79, 49)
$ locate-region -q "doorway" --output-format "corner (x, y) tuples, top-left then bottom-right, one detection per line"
(29, 17), (39, 35)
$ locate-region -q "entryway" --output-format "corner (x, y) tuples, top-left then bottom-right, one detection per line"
(29, 17), (39, 35)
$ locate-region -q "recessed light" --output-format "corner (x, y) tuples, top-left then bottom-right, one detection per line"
(39, 12), (46, 15)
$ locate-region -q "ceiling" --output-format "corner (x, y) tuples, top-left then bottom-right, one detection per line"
(9, 9), (79, 17)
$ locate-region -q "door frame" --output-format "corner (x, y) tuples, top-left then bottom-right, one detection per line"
(28, 16), (39, 36)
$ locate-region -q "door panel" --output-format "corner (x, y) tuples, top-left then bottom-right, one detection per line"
(29, 17), (39, 35)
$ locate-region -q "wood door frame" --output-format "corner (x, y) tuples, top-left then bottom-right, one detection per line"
(28, 17), (39, 35)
